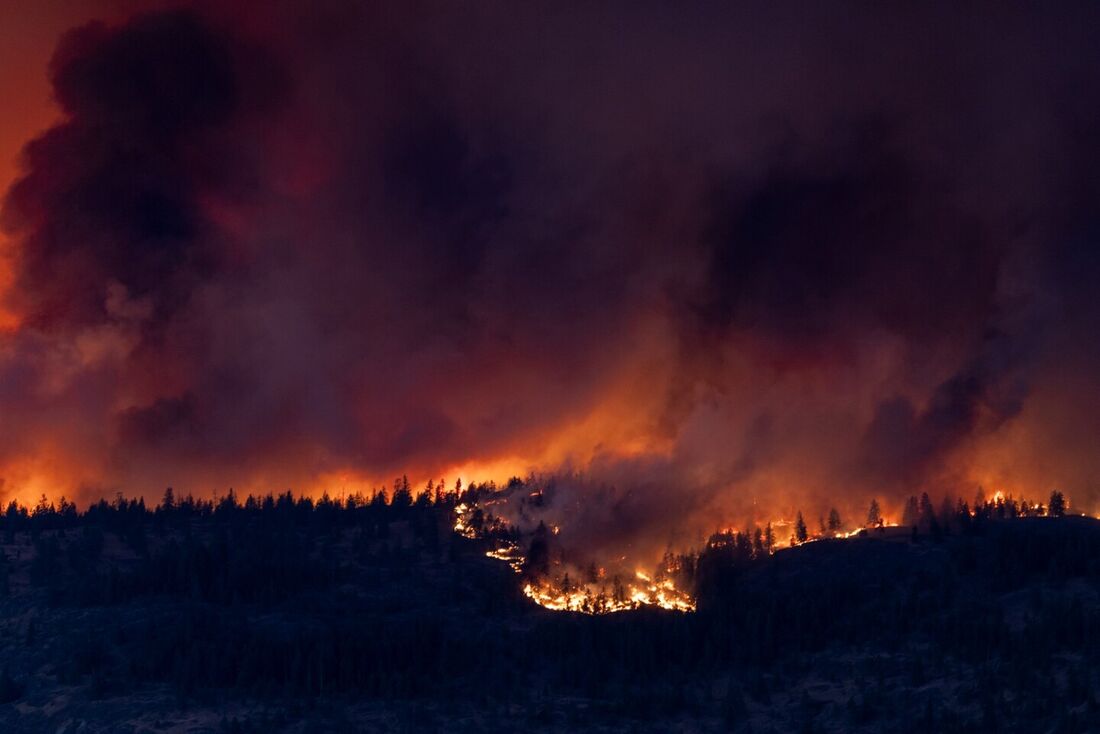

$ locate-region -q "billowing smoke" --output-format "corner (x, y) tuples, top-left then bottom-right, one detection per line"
(2, 2), (1100, 556)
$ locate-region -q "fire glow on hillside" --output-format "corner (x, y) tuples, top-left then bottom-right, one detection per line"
(454, 480), (1080, 615)
(456, 500), (695, 613)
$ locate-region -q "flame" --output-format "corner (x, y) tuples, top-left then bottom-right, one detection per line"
(451, 484), (941, 613)
(487, 536), (696, 613)
(452, 502), (479, 539)
(484, 545), (525, 573)
(456, 491), (696, 613)
(522, 575), (696, 614)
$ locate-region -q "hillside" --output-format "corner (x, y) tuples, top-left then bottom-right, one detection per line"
(0, 499), (1097, 733)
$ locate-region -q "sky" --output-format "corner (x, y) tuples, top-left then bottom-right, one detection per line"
(1, 2), (1100, 549)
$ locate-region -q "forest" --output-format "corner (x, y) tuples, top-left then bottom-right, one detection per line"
(0, 481), (1097, 733)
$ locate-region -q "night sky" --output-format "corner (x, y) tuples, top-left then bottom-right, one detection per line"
(2, 2), (1100, 549)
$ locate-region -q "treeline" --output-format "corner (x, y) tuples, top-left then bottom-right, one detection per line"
(0, 476), (518, 535)
(781, 489), (1072, 546)
(0, 478), (532, 705)
(653, 489), (1078, 597)
(1, 479), (486, 526)
(0, 478), (520, 612)
(0, 479), (1096, 733)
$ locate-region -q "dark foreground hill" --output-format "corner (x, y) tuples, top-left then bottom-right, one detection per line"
(0, 497), (1097, 733)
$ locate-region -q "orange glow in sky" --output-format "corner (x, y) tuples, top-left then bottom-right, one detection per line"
(0, 2), (123, 331)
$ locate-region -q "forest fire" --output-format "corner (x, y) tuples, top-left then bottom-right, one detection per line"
(0, 0), (1097, 589)
(452, 479), (904, 615)
(3, 2), (1100, 731)
(522, 570), (696, 614)
(517, 547), (696, 614)
(453, 490), (696, 613)
(452, 478), (1081, 615)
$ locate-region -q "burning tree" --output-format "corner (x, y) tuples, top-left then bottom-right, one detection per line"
(794, 512), (808, 544)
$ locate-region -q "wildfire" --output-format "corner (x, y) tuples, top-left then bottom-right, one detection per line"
(453, 481), (1084, 615)
(484, 543), (525, 573)
(452, 487), (901, 615)
(452, 502), (479, 539)
(484, 536), (696, 613)
(454, 495), (697, 613)
(521, 569), (696, 614)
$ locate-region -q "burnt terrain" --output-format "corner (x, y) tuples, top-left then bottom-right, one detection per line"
(0, 491), (1098, 733)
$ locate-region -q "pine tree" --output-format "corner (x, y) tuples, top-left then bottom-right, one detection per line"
(954, 499), (971, 533)
(752, 526), (764, 557)
(392, 476), (413, 508)
(901, 496), (920, 527)
(1049, 490), (1066, 517)
(918, 492), (939, 535)
(795, 512), (808, 544)
(867, 499), (882, 527)
(827, 508), (842, 533)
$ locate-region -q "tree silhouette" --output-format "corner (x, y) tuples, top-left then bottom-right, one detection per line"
(794, 512), (808, 544)
(918, 492), (940, 536)
(160, 487), (175, 512)
(827, 508), (842, 533)
(901, 496), (920, 528)
(392, 476), (413, 508)
(867, 499), (882, 527)
(1049, 491), (1066, 518)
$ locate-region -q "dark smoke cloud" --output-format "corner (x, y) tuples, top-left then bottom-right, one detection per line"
(694, 134), (998, 345)
(3, 10), (280, 331)
(3, 2), (1100, 548)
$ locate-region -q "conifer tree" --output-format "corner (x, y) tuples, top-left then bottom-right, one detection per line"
(867, 499), (882, 527)
(1049, 490), (1066, 517)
